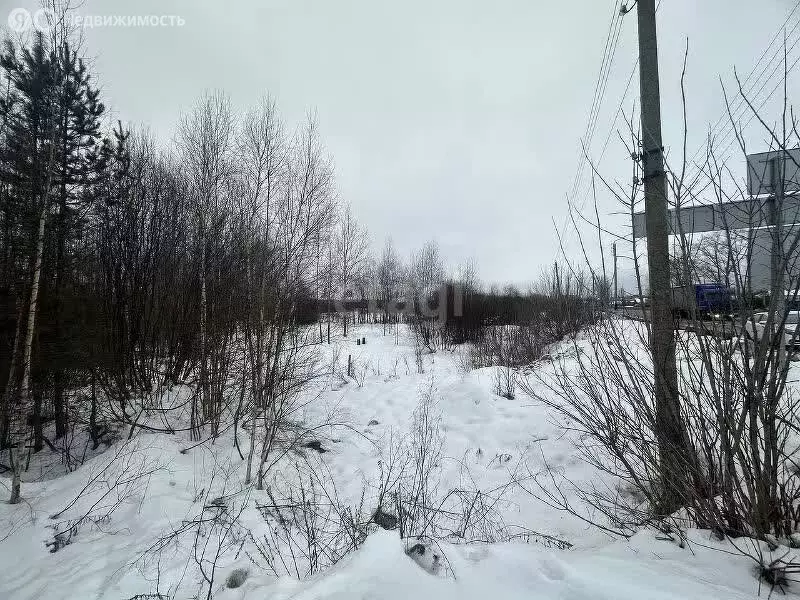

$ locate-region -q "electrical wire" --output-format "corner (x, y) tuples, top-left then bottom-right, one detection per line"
(684, 0), (800, 185)
(558, 1), (625, 250)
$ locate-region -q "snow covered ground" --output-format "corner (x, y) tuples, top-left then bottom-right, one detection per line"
(0, 323), (793, 599)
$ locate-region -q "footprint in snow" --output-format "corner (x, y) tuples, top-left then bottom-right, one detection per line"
(464, 545), (490, 564)
(538, 556), (567, 582)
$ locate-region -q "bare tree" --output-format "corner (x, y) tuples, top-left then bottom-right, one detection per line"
(248, 115), (336, 488)
(377, 237), (403, 334)
(334, 203), (368, 337)
(178, 91), (236, 440)
(235, 96), (286, 484)
(408, 240), (445, 353)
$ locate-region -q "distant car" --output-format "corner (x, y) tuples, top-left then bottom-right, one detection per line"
(786, 290), (800, 312)
(785, 311), (800, 352)
(743, 311), (800, 354)
(672, 283), (732, 320)
(612, 297), (638, 309)
(624, 297), (641, 308)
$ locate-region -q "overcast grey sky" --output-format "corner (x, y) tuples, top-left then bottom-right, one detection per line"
(4, 0), (798, 287)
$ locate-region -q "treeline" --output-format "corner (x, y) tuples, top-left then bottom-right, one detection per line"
(444, 285), (598, 346)
(0, 27), (377, 501)
(441, 266), (601, 372)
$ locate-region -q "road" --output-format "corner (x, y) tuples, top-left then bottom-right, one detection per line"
(611, 307), (739, 339)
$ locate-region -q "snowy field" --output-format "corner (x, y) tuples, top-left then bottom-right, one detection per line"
(0, 323), (793, 599)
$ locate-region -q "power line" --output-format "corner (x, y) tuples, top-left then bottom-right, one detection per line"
(559, 1), (625, 250)
(568, 1), (624, 201)
(684, 0), (800, 183)
(574, 14), (625, 198)
(694, 0), (800, 152)
(560, 0), (651, 259)
(596, 0), (662, 171)
(695, 43), (800, 188)
(686, 24), (800, 190)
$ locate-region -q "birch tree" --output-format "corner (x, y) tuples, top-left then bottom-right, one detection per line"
(0, 34), (59, 503)
(178, 92), (235, 439)
(334, 203), (368, 337)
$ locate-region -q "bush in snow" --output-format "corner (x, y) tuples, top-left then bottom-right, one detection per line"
(247, 464), (370, 578)
(45, 440), (165, 552)
(372, 508), (399, 530)
(406, 541), (442, 576)
(492, 327), (517, 400)
(518, 80), (800, 575)
(225, 568), (249, 589)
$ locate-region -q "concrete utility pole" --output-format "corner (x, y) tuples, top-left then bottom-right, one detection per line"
(636, 0), (690, 511)
(612, 241), (618, 306)
(554, 261), (561, 295)
(770, 156), (787, 369)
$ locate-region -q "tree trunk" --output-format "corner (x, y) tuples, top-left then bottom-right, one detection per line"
(52, 106), (69, 440)
(195, 219), (208, 441)
(32, 384), (43, 453)
(2, 295), (24, 451)
(10, 199), (47, 504)
(53, 370), (66, 439)
(90, 368), (99, 450)
(245, 401), (258, 485)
